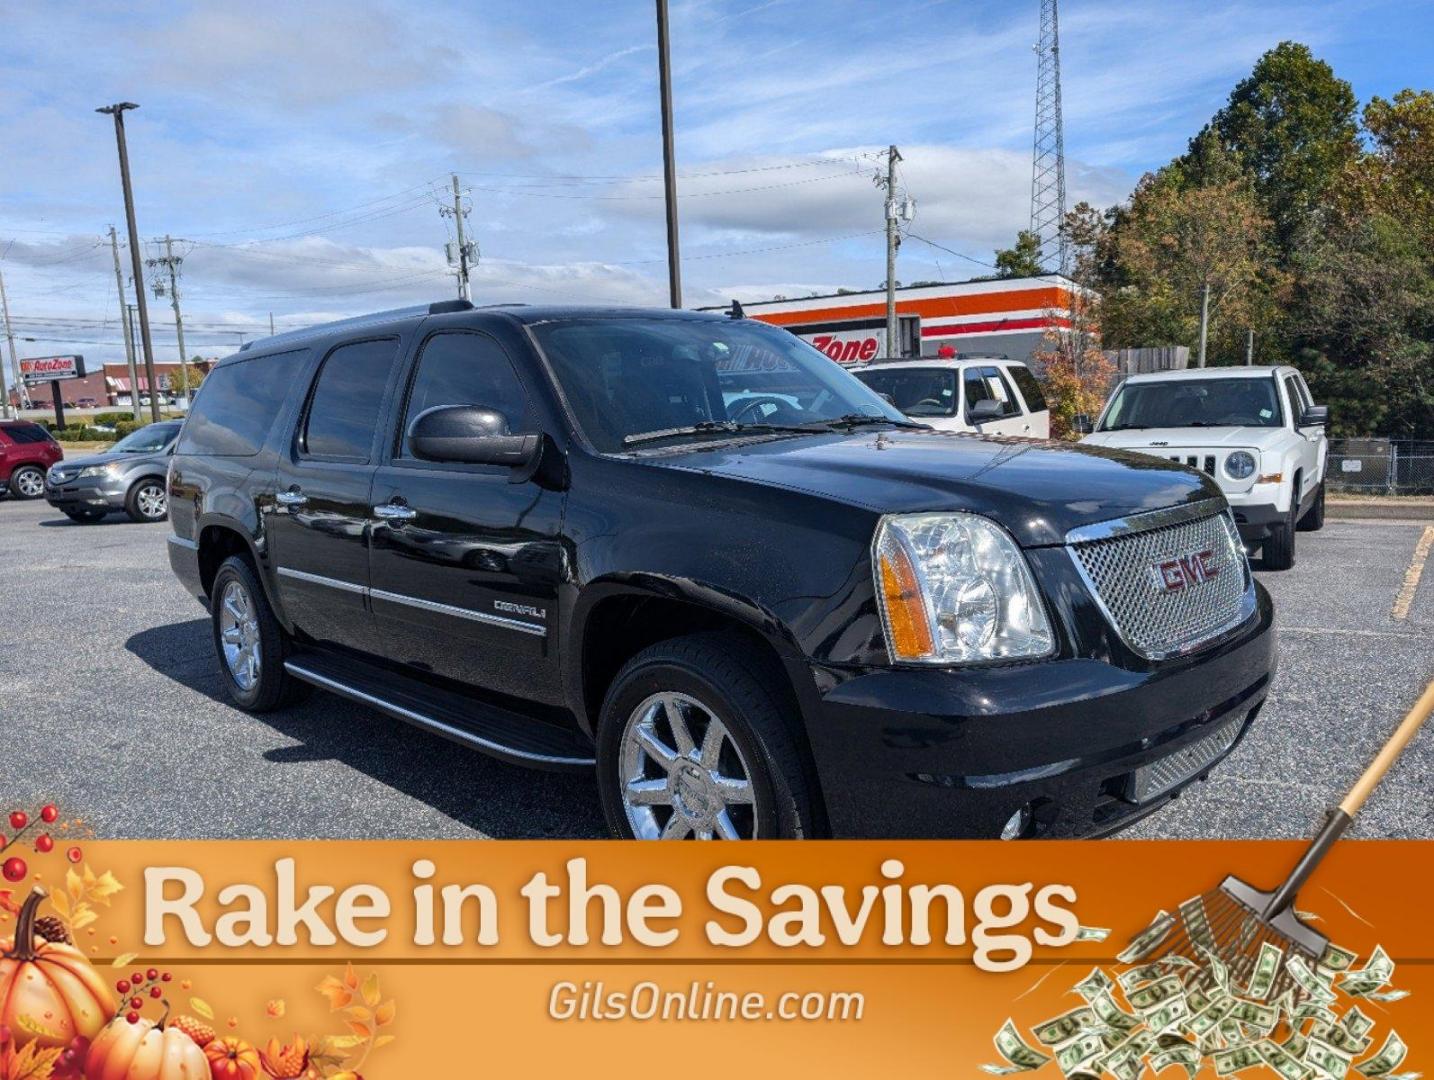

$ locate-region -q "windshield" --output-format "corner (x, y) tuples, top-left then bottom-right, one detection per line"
(1099, 377), (1283, 430)
(112, 422), (181, 454)
(852, 368), (957, 417)
(530, 317), (909, 452)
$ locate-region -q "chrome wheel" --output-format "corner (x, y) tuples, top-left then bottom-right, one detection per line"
(135, 483), (167, 519)
(218, 580), (261, 691)
(14, 468), (43, 498)
(618, 692), (758, 839)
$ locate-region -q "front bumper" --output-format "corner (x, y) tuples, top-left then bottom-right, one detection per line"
(44, 475), (128, 512)
(806, 584), (1276, 839)
(1229, 503), (1284, 543)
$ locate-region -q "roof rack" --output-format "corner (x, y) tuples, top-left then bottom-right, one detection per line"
(238, 300), (481, 352)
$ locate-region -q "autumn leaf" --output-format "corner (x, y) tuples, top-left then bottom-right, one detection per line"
(316, 975), (353, 1011)
(86, 869), (124, 905)
(373, 1034), (396, 1049)
(342, 1006), (371, 1025)
(190, 997), (215, 1020)
(47, 891), (69, 920)
(265, 999), (286, 1019)
(342, 963), (359, 990)
(0, 890), (19, 917)
(360, 972), (381, 1008)
(71, 908), (98, 931)
(111, 952), (138, 968)
(344, 1020), (372, 1040)
(65, 869), (83, 905)
(2, 1041), (64, 1080)
(373, 1000), (395, 1027)
(320, 1035), (365, 1053)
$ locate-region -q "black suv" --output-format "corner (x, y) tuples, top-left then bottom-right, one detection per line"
(166, 301), (1275, 840)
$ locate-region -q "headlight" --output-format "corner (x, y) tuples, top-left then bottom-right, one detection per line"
(1223, 451), (1257, 480)
(78, 463), (119, 479)
(873, 513), (1054, 664)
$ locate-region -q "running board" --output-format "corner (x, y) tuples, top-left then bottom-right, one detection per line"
(283, 655), (595, 772)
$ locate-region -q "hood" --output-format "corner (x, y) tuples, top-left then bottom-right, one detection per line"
(1082, 427), (1278, 450)
(50, 449), (154, 472)
(644, 429), (1219, 547)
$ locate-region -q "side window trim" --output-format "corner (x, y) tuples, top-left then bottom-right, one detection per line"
(296, 335), (402, 465)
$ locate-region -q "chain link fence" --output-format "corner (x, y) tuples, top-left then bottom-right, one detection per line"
(1327, 438), (1434, 495)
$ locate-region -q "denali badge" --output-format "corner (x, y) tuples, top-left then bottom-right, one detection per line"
(494, 600), (546, 619)
(1152, 550), (1219, 593)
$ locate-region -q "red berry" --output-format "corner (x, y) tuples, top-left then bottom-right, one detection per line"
(40, 805), (58, 823)
(8, 811), (26, 831)
(1, 857), (26, 882)
(35, 834), (54, 853)
(150, 986), (162, 999)
(116, 980), (130, 994)
(146, 968), (159, 981)
(161, 972), (172, 982)
(129, 997), (143, 1010)
(66, 846), (82, 864)
(126, 1012), (139, 1024)
(131, 972), (143, 986)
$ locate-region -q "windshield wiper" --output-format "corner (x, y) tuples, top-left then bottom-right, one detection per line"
(622, 420), (814, 447)
(800, 413), (927, 432)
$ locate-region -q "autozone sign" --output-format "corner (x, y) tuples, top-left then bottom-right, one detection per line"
(20, 354), (85, 385)
(801, 327), (886, 365)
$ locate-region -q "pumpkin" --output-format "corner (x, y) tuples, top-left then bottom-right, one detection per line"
(204, 1036), (262, 1080)
(0, 887), (115, 1051)
(85, 1013), (209, 1080)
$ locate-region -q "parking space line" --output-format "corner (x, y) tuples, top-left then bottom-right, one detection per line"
(1391, 525), (1434, 621)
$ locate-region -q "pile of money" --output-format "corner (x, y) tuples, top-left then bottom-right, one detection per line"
(983, 905), (1415, 1080)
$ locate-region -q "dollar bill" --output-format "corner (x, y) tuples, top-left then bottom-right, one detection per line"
(1288, 955), (1339, 1005)
(1074, 967), (1114, 1002)
(1128, 975), (1185, 1014)
(1319, 943), (1359, 973)
(1034, 1007), (1099, 1047)
(1186, 986), (1212, 1015)
(1313, 1021), (1373, 1056)
(1187, 997), (1237, 1039)
(1214, 1045), (1264, 1075)
(1200, 945), (1232, 993)
(1119, 911), (1176, 965)
(1283, 1031), (1310, 1059)
(1056, 1033), (1107, 1076)
(1341, 947), (1395, 997)
(1260, 1039), (1313, 1080)
(1246, 941), (1285, 1001)
(1179, 895), (1217, 952)
(1308, 1037), (1355, 1079)
(1228, 999), (1279, 1033)
(1146, 997), (1191, 1034)
(1151, 1044), (1201, 1078)
(985, 1019), (1054, 1074)
(1362, 989), (1409, 1003)
(1091, 991), (1141, 1034)
(1076, 925), (1112, 942)
(1343, 1007), (1376, 1040)
(1355, 1032), (1407, 1078)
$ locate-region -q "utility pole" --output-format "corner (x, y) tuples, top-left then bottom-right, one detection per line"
(655, 0), (682, 308)
(108, 227), (142, 421)
(878, 145), (905, 357)
(440, 175), (476, 302)
(269, 312), (275, 336)
(0, 267), (17, 418)
(97, 102), (160, 423)
(1246, 329), (1254, 366)
(1197, 282), (1210, 367)
(147, 235), (189, 409)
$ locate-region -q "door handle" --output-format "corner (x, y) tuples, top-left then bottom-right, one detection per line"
(275, 489), (307, 507)
(373, 502), (417, 522)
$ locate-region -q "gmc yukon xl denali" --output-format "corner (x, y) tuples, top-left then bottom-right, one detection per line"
(166, 301), (1276, 840)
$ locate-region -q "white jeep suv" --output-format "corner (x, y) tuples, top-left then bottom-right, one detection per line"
(1078, 366), (1328, 570)
(851, 357), (1051, 438)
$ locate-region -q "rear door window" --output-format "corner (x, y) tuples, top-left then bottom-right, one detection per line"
(1, 423), (53, 445)
(1006, 365), (1048, 413)
(400, 332), (534, 457)
(301, 338), (401, 462)
(177, 350), (302, 456)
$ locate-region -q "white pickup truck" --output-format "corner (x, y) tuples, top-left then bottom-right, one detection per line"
(1078, 366), (1329, 570)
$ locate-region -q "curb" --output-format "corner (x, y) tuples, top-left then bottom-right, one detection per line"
(1328, 500), (1434, 522)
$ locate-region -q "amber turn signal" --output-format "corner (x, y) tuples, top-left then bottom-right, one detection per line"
(877, 542), (935, 660)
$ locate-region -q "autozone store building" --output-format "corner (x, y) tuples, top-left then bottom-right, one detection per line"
(734, 275), (1087, 371)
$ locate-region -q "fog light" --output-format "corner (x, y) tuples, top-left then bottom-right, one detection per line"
(1000, 805), (1032, 840)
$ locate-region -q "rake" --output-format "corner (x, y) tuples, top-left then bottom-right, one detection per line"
(1134, 677), (1434, 1003)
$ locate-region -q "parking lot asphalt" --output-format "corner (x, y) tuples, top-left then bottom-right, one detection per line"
(1, 497), (1430, 841)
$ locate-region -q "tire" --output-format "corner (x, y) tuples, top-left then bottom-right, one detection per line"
(125, 477), (168, 523)
(1263, 495), (1298, 571)
(596, 632), (815, 840)
(64, 509), (106, 524)
(209, 555), (311, 712)
(8, 465), (45, 500)
(1297, 479), (1325, 532)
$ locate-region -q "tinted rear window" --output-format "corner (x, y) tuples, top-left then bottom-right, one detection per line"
(0, 423), (54, 445)
(301, 338), (401, 461)
(1007, 365), (1048, 412)
(176, 349), (303, 456)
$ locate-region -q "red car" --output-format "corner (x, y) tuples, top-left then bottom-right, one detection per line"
(0, 420), (64, 499)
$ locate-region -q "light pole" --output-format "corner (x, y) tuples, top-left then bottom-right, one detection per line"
(97, 102), (161, 423)
(655, 0), (682, 308)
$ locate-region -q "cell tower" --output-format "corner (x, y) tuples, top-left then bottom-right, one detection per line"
(1030, 0), (1068, 275)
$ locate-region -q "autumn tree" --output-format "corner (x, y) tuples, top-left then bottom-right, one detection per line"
(993, 230), (1045, 278)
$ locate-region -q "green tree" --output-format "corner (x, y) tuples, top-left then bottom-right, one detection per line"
(993, 230), (1046, 278)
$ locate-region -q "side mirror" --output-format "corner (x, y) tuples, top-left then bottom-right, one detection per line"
(1299, 405), (1329, 427)
(409, 405), (541, 468)
(969, 399), (1004, 424)
(1073, 413), (1094, 435)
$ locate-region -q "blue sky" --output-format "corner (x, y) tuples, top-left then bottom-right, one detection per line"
(0, 0), (1428, 366)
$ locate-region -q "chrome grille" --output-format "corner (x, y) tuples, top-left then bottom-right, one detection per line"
(1127, 718), (1243, 802)
(1068, 502), (1251, 659)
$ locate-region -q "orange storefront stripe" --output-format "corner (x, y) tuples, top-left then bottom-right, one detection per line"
(752, 286), (1073, 327)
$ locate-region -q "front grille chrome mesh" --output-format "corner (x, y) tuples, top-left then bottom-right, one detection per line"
(1070, 509), (1249, 659)
(1127, 718), (1243, 802)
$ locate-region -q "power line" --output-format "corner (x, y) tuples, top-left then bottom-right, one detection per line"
(903, 232), (998, 270)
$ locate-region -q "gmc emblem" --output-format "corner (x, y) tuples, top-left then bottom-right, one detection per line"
(1152, 549), (1219, 593)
